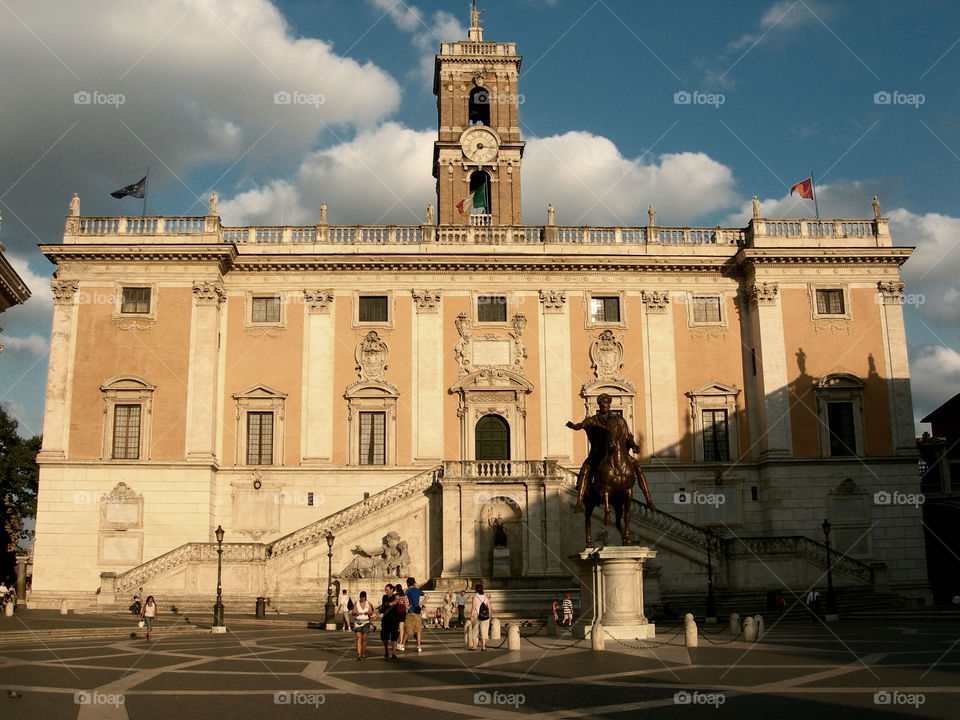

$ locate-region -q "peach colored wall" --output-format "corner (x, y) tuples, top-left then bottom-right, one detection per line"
(567, 294), (649, 463)
(781, 288), (892, 457)
(222, 295), (303, 466)
(69, 286), (191, 460)
(393, 295), (413, 464)
(672, 295), (748, 461)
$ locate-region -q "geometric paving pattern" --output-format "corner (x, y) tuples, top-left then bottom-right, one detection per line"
(1, 614), (958, 719)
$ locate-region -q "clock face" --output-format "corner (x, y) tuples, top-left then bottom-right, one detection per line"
(461, 127), (499, 163)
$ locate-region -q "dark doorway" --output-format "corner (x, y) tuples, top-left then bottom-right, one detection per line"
(475, 414), (509, 460)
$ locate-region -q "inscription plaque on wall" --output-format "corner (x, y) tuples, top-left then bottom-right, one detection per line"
(104, 501), (139, 525)
(473, 340), (510, 366)
(101, 534), (142, 565)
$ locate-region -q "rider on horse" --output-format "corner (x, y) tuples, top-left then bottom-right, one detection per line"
(567, 394), (655, 512)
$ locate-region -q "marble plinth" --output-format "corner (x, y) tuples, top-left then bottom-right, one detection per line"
(574, 546), (657, 641)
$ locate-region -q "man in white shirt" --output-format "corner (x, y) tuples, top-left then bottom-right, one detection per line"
(338, 590), (352, 632)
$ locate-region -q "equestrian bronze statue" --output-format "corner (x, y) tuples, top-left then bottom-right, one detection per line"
(567, 394), (655, 546)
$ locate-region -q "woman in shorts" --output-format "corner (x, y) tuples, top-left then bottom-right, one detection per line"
(351, 591), (374, 660)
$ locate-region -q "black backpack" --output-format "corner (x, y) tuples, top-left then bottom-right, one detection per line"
(477, 600), (489, 621)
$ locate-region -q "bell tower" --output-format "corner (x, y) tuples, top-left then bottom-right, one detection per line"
(433, 4), (524, 227)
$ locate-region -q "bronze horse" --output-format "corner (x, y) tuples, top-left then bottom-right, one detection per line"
(568, 395), (655, 547)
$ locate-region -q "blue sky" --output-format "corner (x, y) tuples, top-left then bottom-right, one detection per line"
(0, 0), (958, 438)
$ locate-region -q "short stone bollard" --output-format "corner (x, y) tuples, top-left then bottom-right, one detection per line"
(464, 620), (476, 649)
(729, 612), (741, 635)
(507, 622), (521, 650)
(4, 602), (13, 617)
(591, 623), (604, 651)
(743, 616), (757, 642)
(59, 599), (68, 616)
(546, 614), (557, 636)
(754, 614), (765, 640)
(491, 617), (501, 640)
(684, 613), (698, 648)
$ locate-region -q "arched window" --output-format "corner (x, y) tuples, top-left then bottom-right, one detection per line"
(469, 171), (491, 221)
(469, 87), (490, 126)
(475, 414), (509, 460)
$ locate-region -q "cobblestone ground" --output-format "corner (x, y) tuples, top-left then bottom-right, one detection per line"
(0, 611), (958, 719)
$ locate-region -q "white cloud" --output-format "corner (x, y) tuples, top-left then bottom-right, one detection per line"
(221, 123), (436, 226)
(910, 345), (960, 424)
(221, 124), (741, 228)
(523, 132), (738, 226)
(1, 334), (49, 356)
(0, 0), (400, 228)
(369, 0), (465, 81)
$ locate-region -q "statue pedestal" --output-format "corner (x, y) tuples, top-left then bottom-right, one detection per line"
(574, 546), (657, 640)
(492, 548), (510, 577)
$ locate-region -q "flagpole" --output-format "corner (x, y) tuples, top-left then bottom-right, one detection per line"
(142, 166), (150, 218)
(810, 170), (820, 220)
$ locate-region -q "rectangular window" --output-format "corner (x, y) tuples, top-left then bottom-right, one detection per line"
(702, 409), (729, 462)
(307, 492), (315, 507)
(246, 412), (274, 465)
(112, 404), (141, 459)
(693, 296), (721, 323)
(251, 296), (281, 323)
(121, 287), (150, 314)
(359, 295), (388, 323)
(590, 296), (621, 323)
(827, 401), (856, 456)
(477, 294), (507, 323)
(816, 289), (845, 315)
(359, 411), (386, 465)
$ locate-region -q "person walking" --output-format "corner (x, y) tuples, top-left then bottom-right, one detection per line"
(456, 590), (466, 628)
(140, 595), (158, 641)
(395, 584), (408, 651)
(338, 590), (352, 632)
(441, 590), (454, 629)
(379, 584), (401, 660)
(404, 577), (429, 653)
(561, 593), (574, 627)
(550, 598), (559, 624)
(351, 591), (374, 660)
(469, 584), (493, 651)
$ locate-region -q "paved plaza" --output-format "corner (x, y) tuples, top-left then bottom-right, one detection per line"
(0, 610), (958, 719)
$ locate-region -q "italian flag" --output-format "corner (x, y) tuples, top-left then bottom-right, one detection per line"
(456, 185), (486, 214)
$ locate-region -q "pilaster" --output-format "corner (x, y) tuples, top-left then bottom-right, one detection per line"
(38, 279), (79, 460)
(301, 290), (335, 464)
(744, 282), (793, 459)
(184, 280), (224, 463)
(640, 291), (679, 457)
(877, 281), (916, 455)
(412, 290), (443, 464)
(539, 290), (572, 461)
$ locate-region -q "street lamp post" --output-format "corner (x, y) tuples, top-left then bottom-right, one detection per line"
(821, 518), (838, 621)
(705, 528), (717, 623)
(213, 525), (226, 633)
(324, 531), (336, 630)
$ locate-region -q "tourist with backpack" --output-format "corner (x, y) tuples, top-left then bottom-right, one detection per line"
(469, 583), (494, 651)
(338, 590), (352, 632)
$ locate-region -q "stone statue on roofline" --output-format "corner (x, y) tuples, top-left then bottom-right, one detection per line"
(209, 191), (218, 216)
(752, 195), (760, 220)
(69, 193), (80, 216)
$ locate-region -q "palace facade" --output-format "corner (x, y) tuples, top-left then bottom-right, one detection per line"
(30, 12), (929, 611)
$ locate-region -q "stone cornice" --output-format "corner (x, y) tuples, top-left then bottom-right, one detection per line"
(731, 246), (913, 270)
(228, 255), (733, 275)
(39, 244), (237, 272)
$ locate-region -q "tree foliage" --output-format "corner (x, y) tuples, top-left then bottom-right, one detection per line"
(0, 405), (40, 580)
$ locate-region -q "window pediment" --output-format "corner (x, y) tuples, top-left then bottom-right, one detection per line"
(233, 384), (288, 401)
(449, 369), (533, 394)
(344, 379), (399, 399)
(686, 382), (740, 399)
(815, 373), (864, 391)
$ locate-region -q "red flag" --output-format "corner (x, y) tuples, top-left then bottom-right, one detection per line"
(790, 178), (813, 200)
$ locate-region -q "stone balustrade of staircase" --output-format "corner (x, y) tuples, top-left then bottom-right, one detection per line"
(111, 466), (441, 599)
